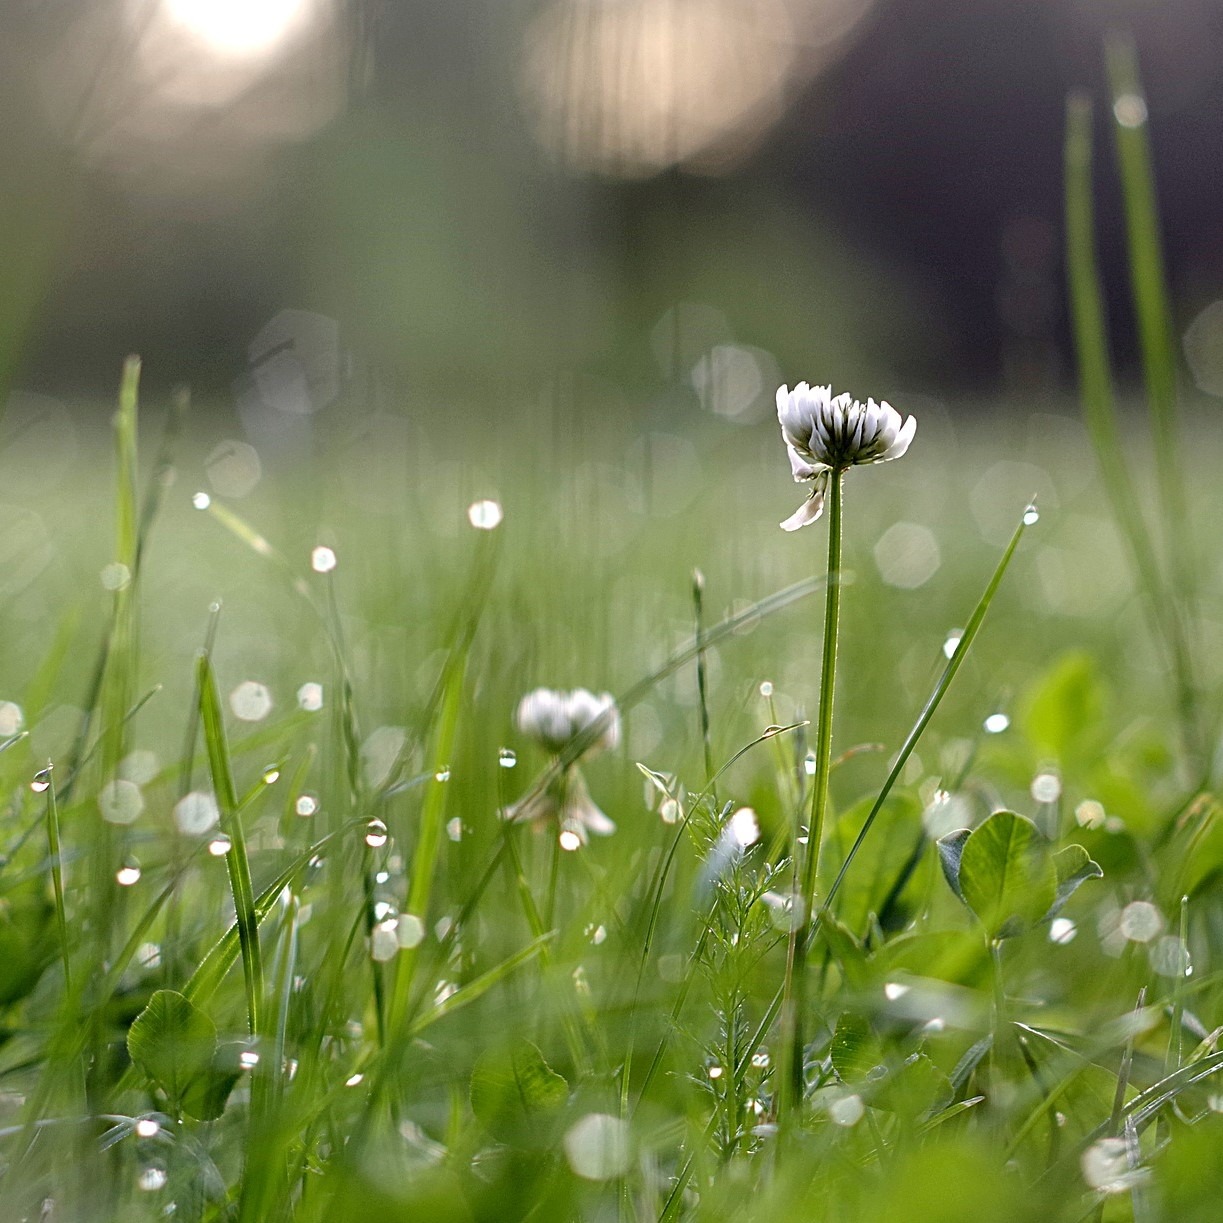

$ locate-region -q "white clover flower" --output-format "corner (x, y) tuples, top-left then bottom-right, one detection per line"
(509, 687), (621, 845)
(776, 383), (916, 531)
(515, 688), (621, 757)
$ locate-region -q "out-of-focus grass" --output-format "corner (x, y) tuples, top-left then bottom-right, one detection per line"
(0, 367), (1221, 1220)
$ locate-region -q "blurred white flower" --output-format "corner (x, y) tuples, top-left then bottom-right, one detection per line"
(515, 688), (620, 757)
(776, 383), (916, 531)
(509, 687), (621, 844)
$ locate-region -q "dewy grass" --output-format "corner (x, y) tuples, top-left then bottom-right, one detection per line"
(10, 73), (1223, 1211)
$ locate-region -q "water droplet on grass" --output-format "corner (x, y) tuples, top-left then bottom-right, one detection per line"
(1023, 504), (1040, 526)
(192, 492), (211, 510)
(135, 1118), (160, 1139)
(1113, 94), (1148, 128)
(396, 915), (425, 948)
(311, 546), (337, 573)
(99, 779), (144, 825)
(100, 562), (131, 591)
(295, 795), (317, 817)
(138, 1167), (167, 1192)
(30, 770), (51, 794)
(1030, 772), (1061, 803)
(208, 835), (232, 856)
(498, 748), (517, 768)
(759, 681), (774, 697)
(983, 712), (1009, 734)
(239, 1051), (260, 1069)
(942, 630), (963, 659)
(434, 767), (451, 782)
(116, 864), (142, 886)
(230, 681), (273, 722)
(467, 499), (503, 530)
(1049, 918), (1077, 945)
(365, 819), (389, 848)
(829, 1093), (864, 1127)
(262, 767), (280, 785)
(446, 817), (462, 841)
(297, 682), (323, 711)
(559, 829), (582, 851)
(1120, 901), (1163, 944)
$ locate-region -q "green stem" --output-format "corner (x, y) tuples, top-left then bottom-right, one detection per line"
(778, 469), (844, 1134)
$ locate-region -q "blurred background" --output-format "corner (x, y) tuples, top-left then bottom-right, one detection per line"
(4, 0), (1223, 425)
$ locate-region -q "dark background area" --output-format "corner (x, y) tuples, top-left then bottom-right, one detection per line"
(4, 0), (1223, 411)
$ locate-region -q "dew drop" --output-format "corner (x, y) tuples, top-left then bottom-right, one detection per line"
(498, 747), (517, 768)
(370, 922), (399, 962)
(295, 795), (317, 817)
(829, 1093), (865, 1127)
(803, 752), (817, 776)
(1113, 93), (1148, 129)
(0, 702), (24, 737)
(30, 770), (51, 794)
(396, 914), (425, 948)
(100, 562), (131, 591)
(943, 630), (964, 660)
(116, 864), (142, 886)
(1120, 901), (1163, 944)
(262, 767), (280, 786)
(559, 829), (582, 852)
(707, 1065), (723, 1080)
(230, 681), (273, 722)
(758, 680), (774, 698)
(208, 835), (232, 856)
(297, 682), (324, 712)
(446, 817), (463, 842)
(239, 1051), (260, 1070)
(434, 767), (451, 783)
(192, 491), (211, 510)
(1023, 504), (1040, 526)
(138, 1167), (167, 1192)
(467, 499), (503, 530)
(310, 546), (337, 574)
(99, 778), (145, 825)
(135, 1118), (160, 1139)
(983, 712), (1010, 734)
(345, 1073), (364, 1087)
(1030, 772), (1062, 804)
(365, 819), (389, 849)
(1049, 917), (1077, 945)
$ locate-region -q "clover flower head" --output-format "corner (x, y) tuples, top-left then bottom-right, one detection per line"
(515, 687), (621, 757)
(776, 383), (916, 531)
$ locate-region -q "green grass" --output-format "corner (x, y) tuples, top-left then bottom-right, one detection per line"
(4, 48), (1223, 1223)
(0, 372), (1219, 1222)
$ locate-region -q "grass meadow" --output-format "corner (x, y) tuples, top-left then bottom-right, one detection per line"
(3, 37), (1223, 1223)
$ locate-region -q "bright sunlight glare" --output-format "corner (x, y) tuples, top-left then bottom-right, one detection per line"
(163, 0), (311, 57)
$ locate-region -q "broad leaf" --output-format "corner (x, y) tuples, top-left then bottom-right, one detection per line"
(958, 811), (1057, 939)
(127, 990), (218, 1108)
(1051, 843), (1103, 914)
(470, 1041), (568, 1148)
(831, 1012), (883, 1085)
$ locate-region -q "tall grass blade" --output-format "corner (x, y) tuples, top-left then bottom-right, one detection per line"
(823, 501), (1033, 916)
(196, 649), (264, 1036)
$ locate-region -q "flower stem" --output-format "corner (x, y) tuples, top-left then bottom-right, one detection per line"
(777, 468), (844, 1136)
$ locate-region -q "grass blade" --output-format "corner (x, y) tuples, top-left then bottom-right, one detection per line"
(822, 501), (1033, 916)
(196, 649), (264, 1036)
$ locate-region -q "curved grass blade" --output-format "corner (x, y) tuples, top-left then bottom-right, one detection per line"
(822, 503), (1033, 917)
(197, 651), (264, 1036)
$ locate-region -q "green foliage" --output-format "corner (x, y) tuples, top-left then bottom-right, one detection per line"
(939, 811), (1101, 940)
(469, 1041), (569, 1148)
(126, 989), (235, 1121)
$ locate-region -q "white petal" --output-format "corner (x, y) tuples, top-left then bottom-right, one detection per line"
(779, 480), (827, 531)
(880, 414), (917, 461)
(787, 443), (820, 481)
